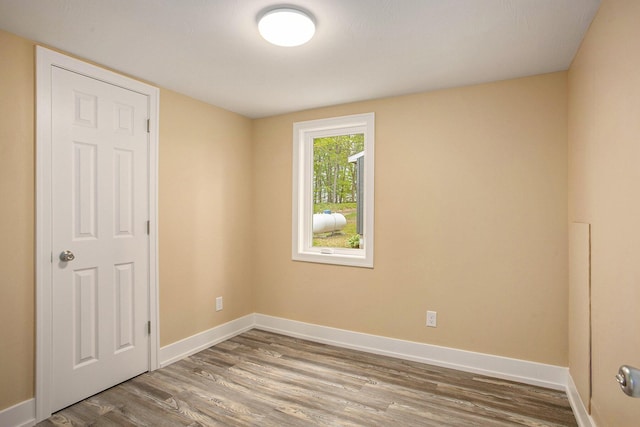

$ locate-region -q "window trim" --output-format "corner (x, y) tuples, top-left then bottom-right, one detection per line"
(292, 112), (375, 268)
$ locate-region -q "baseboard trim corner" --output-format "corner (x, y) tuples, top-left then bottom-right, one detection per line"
(159, 314), (255, 367)
(566, 374), (596, 427)
(254, 313), (568, 390)
(0, 398), (36, 427)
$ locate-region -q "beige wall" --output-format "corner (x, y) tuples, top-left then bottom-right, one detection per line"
(159, 89), (254, 345)
(0, 22), (581, 415)
(0, 30), (36, 411)
(252, 72), (569, 365)
(568, 0), (640, 425)
(0, 30), (254, 410)
(0, 26), (570, 413)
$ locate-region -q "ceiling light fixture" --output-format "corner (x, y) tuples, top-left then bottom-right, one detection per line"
(258, 8), (315, 47)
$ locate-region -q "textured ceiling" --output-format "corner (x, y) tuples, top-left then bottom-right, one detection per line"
(0, 0), (600, 118)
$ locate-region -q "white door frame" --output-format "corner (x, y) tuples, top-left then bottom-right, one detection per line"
(35, 46), (160, 422)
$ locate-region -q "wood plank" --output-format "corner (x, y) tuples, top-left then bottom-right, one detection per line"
(39, 329), (577, 426)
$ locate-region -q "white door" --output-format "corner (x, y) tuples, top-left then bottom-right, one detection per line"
(50, 66), (150, 411)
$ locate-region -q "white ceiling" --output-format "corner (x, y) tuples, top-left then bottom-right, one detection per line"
(0, 0), (600, 118)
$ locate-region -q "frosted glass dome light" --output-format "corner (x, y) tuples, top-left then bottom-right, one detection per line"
(258, 8), (315, 47)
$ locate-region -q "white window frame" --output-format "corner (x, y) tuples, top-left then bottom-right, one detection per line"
(292, 112), (374, 268)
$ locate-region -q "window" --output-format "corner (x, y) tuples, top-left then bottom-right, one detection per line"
(292, 113), (374, 268)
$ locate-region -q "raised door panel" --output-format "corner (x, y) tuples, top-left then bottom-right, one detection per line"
(73, 142), (98, 239)
(114, 263), (135, 352)
(73, 267), (98, 367)
(114, 149), (134, 237)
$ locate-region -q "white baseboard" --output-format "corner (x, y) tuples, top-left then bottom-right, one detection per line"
(0, 398), (35, 427)
(160, 312), (570, 391)
(161, 312), (591, 424)
(566, 374), (596, 427)
(159, 314), (255, 367)
(7, 313), (583, 427)
(253, 313), (568, 390)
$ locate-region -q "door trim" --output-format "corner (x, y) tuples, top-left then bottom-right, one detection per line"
(35, 46), (160, 422)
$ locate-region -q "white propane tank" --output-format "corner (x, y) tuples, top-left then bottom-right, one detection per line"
(312, 212), (347, 234)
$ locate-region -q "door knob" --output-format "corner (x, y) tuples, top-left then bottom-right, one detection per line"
(616, 365), (640, 397)
(59, 250), (75, 262)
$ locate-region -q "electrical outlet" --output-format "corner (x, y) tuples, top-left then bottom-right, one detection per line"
(215, 296), (223, 312)
(426, 310), (437, 327)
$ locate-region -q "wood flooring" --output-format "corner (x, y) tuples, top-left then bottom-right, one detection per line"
(38, 329), (578, 426)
